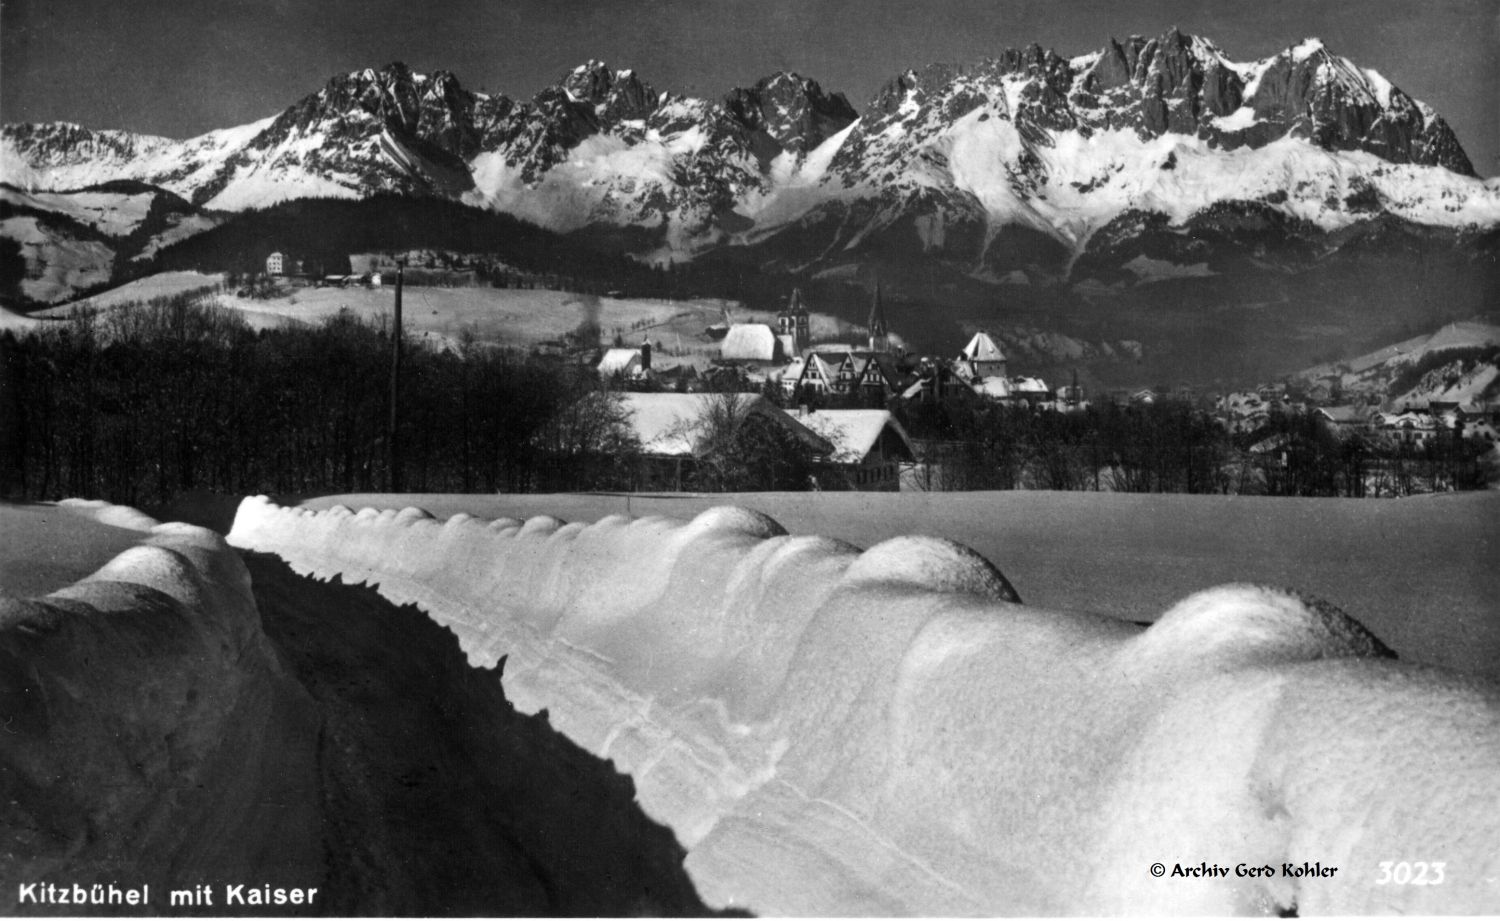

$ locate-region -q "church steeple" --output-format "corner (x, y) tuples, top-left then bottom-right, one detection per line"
(867, 281), (889, 353)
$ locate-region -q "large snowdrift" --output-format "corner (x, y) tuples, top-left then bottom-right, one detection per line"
(228, 496), (1500, 915)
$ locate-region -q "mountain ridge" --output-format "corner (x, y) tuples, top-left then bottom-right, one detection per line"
(5, 30), (1493, 244)
(4, 27), (1498, 368)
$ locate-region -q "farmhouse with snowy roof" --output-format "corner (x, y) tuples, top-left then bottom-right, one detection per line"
(615, 392), (832, 491)
(795, 408), (917, 491)
(597, 339), (653, 383)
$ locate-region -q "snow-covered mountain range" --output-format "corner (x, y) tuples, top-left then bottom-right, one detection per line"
(5, 28), (1497, 274)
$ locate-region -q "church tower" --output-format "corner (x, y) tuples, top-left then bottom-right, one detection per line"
(867, 281), (890, 353)
(777, 288), (810, 352)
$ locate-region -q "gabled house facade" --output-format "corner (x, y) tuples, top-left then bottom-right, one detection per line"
(796, 408), (918, 491)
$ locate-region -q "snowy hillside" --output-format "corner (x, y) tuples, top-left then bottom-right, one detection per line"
(29, 272), (842, 358)
(227, 495), (1500, 915)
(1296, 319), (1500, 402)
(0, 182), (224, 303)
(4, 30), (1497, 273)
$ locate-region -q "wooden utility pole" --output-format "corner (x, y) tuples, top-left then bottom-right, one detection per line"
(388, 265), (403, 492)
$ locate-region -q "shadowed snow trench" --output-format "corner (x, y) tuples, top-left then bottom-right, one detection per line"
(0, 506), (728, 917)
(239, 551), (723, 916)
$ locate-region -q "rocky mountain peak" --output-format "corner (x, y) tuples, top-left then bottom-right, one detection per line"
(1238, 38), (1474, 175)
(723, 71), (857, 157)
(556, 61), (658, 122)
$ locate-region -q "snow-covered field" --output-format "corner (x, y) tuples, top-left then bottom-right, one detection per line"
(295, 489), (1500, 679)
(28, 270), (858, 355)
(33, 270), (228, 314)
(208, 284), (748, 353)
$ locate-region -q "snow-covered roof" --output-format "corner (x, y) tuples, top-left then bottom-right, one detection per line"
(796, 409), (916, 464)
(720, 324), (781, 362)
(598, 347), (643, 376)
(1011, 376), (1050, 394)
(972, 377), (1011, 398)
(960, 332), (1005, 362)
(616, 392), (831, 457)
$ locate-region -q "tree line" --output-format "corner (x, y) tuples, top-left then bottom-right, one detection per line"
(2, 295), (578, 505)
(890, 391), (1490, 496)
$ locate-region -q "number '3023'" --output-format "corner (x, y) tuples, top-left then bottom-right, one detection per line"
(1375, 861), (1445, 885)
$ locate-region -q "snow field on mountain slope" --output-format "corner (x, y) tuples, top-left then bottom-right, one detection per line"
(465, 124), (726, 236)
(0, 186), (157, 236)
(1295, 320), (1500, 379)
(203, 157), (363, 212)
(730, 120), (861, 234)
(2, 215), (114, 303)
(229, 495), (1500, 915)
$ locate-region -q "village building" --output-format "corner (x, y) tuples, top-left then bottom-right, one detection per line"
(776, 289), (811, 354)
(1372, 409), (1440, 446)
(719, 323), (786, 365)
(898, 359), (962, 403)
(1217, 391), (1272, 434)
(796, 408), (918, 491)
(597, 339), (653, 383)
(1316, 405), (1374, 435)
(957, 332), (1008, 381)
(616, 392), (832, 491)
(1009, 376), (1051, 405)
(265, 252), (286, 276)
(856, 352), (907, 400)
(867, 282), (890, 353)
(1053, 373), (1088, 410)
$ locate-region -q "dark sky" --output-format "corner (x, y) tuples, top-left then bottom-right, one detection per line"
(3, 0), (1496, 175)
